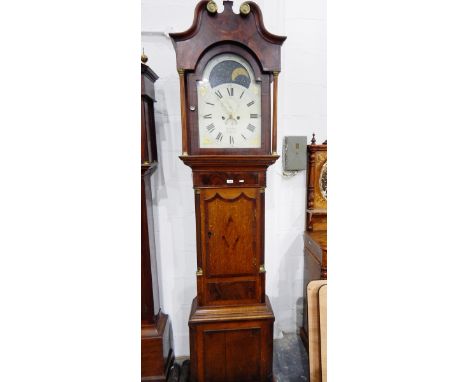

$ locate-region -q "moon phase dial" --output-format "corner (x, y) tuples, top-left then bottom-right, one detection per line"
(209, 60), (251, 89)
(198, 54), (262, 149)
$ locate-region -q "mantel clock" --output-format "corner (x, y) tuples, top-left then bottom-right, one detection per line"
(170, 2), (286, 381)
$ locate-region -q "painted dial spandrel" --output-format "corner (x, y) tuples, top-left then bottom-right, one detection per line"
(197, 53), (262, 148)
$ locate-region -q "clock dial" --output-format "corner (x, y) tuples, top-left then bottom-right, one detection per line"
(320, 162), (327, 200)
(197, 54), (262, 149)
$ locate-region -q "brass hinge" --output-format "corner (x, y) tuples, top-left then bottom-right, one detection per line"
(259, 187), (265, 194)
(259, 265), (266, 274)
(196, 267), (204, 276)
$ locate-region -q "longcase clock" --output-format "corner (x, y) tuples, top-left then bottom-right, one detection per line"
(300, 136), (327, 349)
(141, 56), (174, 381)
(170, 1), (286, 381)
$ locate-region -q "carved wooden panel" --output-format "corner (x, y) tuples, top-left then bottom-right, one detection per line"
(203, 189), (258, 277)
(170, 1), (286, 73)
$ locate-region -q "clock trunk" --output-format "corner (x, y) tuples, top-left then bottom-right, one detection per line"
(197, 187), (264, 306)
(182, 158), (277, 382)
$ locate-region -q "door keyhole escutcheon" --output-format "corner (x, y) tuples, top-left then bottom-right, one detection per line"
(208, 231), (212, 239)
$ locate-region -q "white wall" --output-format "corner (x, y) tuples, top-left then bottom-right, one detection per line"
(142, 0), (326, 356)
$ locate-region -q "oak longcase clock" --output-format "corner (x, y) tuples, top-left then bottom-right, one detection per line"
(170, 1), (285, 381)
(141, 57), (174, 381)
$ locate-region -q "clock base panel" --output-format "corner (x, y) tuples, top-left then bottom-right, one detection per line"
(142, 312), (174, 381)
(188, 296), (275, 382)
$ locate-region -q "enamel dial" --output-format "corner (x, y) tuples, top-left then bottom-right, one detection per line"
(197, 53), (262, 149)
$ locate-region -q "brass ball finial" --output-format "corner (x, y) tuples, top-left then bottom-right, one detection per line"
(206, 1), (218, 14)
(141, 48), (148, 64)
(240, 2), (251, 15)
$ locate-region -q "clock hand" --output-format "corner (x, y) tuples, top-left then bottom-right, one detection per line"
(218, 98), (238, 125)
(225, 101), (235, 114)
(232, 97), (241, 114)
(219, 100), (232, 115)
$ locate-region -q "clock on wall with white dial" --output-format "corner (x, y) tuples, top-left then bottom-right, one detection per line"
(197, 53), (262, 149)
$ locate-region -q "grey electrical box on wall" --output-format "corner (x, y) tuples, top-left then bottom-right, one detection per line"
(282, 136), (307, 171)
